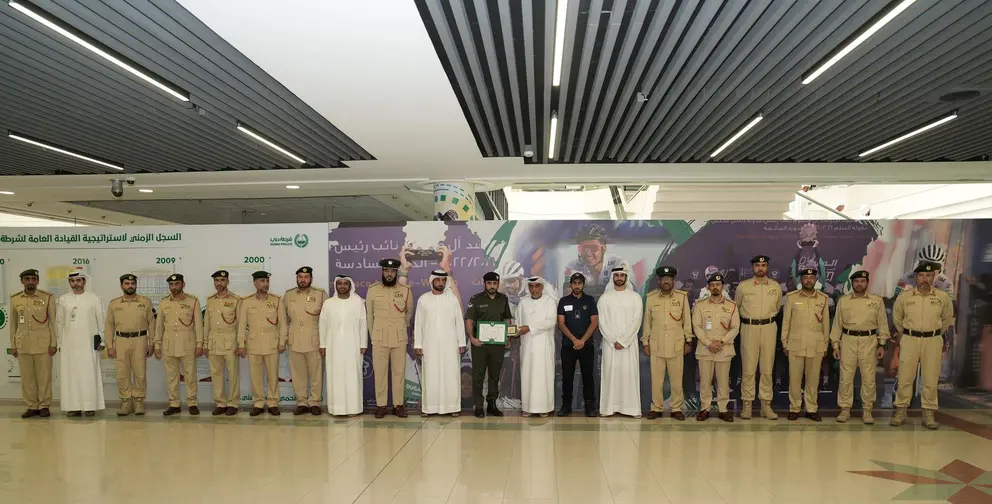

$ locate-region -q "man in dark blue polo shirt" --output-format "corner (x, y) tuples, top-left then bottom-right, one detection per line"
(557, 272), (599, 417)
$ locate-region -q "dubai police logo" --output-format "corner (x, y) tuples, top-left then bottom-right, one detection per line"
(0, 305), (6, 330)
(294, 233), (309, 248)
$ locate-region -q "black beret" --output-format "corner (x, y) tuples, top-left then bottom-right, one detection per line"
(119, 273), (137, 283)
(252, 271), (271, 280)
(915, 262), (937, 274)
(656, 266), (677, 277)
(850, 270), (869, 280)
(211, 270), (229, 279)
(482, 271), (500, 282)
(167, 274), (184, 282)
(19, 269), (39, 278)
(379, 259), (400, 269)
(799, 268), (817, 277)
(296, 266), (313, 275)
(707, 273), (724, 283)
(569, 272), (585, 283)
(751, 255), (769, 264)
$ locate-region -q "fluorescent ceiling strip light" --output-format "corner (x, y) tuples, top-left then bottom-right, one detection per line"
(0, 191), (14, 195)
(858, 113), (957, 158)
(548, 114), (559, 159)
(236, 123), (306, 164)
(138, 189), (153, 193)
(710, 115), (763, 158)
(802, 0), (917, 85)
(551, 0), (568, 86)
(285, 185), (300, 189)
(8, 132), (124, 171)
(8, 0), (190, 101)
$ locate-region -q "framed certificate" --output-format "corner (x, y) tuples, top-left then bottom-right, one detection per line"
(478, 321), (508, 345)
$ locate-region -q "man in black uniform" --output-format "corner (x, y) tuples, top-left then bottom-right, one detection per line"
(465, 271), (513, 418)
(557, 272), (599, 417)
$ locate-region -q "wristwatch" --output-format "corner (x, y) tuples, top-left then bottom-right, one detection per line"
(877, 339), (888, 349)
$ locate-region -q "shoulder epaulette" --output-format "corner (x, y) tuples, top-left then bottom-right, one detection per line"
(369, 282), (382, 288)
(161, 295), (171, 302)
(726, 298), (737, 305)
(312, 286), (326, 292)
(284, 288), (295, 295)
(185, 294), (199, 300)
(208, 293), (218, 300)
(11, 290), (23, 298)
(36, 289), (53, 296)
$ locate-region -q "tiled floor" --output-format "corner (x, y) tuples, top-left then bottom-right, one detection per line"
(1, 406), (990, 504)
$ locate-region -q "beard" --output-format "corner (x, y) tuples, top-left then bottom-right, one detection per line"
(123, 287), (136, 295)
(297, 281), (311, 289)
(486, 287), (497, 295)
(382, 275), (397, 287)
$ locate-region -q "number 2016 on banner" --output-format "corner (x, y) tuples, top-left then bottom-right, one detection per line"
(244, 256), (265, 264)
(72, 258), (90, 265)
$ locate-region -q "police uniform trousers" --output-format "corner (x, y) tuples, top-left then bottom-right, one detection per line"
(699, 360), (730, 413)
(741, 322), (777, 402)
(838, 335), (877, 409)
(894, 335), (942, 410)
(788, 355), (822, 413)
(561, 343), (596, 407)
(115, 335), (147, 400)
(471, 344), (504, 408)
(248, 353), (280, 408)
(18, 352), (53, 409)
(163, 355), (197, 407)
(372, 345), (407, 407)
(289, 350), (322, 407)
(650, 355), (684, 412)
(208, 352), (240, 408)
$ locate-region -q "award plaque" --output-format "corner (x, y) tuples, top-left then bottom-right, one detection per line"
(478, 321), (508, 345)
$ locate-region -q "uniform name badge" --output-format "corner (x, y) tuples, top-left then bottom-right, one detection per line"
(705, 316), (712, 331)
(478, 321), (510, 345)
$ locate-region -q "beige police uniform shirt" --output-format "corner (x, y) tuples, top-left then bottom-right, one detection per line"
(642, 288), (692, 358)
(237, 293), (286, 355)
(282, 287), (326, 353)
(9, 289), (56, 354)
(154, 294), (203, 357)
(829, 292), (889, 348)
(892, 287), (954, 335)
(204, 292), (242, 354)
(366, 282), (413, 348)
(105, 295), (155, 350)
(734, 278), (783, 321)
(691, 296), (740, 362)
(782, 290), (830, 357)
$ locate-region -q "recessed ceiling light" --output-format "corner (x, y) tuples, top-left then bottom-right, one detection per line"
(802, 0), (918, 85)
(548, 114), (559, 160)
(138, 189), (153, 193)
(710, 114), (763, 158)
(8, 0), (190, 101)
(237, 122), (306, 165)
(0, 191), (14, 195)
(8, 131), (124, 171)
(286, 185), (300, 189)
(858, 112), (958, 158)
(551, 0), (568, 86)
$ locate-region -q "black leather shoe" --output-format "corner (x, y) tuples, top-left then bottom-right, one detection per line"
(696, 410), (711, 421)
(310, 406), (322, 415)
(787, 412), (799, 421)
(268, 407), (280, 416)
(805, 412), (822, 422)
(585, 407), (596, 418)
(163, 406), (181, 416)
(212, 407), (226, 416)
(294, 406), (308, 416)
(84, 411), (95, 417)
(374, 406), (386, 419)
(21, 409), (39, 419)
(474, 409), (485, 418)
(672, 411), (686, 421)
(67, 411), (82, 417)
(39, 408), (51, 418)
(557, 407), (571, 417)
(249, 407), (264, 417)
(225, 407), (238, 416)
(394, 406), (408, 418)
(487, 405), (504, 417)
(718, 412), (734, 423)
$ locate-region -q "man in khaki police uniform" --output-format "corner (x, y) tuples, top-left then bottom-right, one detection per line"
(692, 273), (739, 422)
(238, 270), (287, 416)
(105, 273), (155, 416)
(154, 273), (203, 416)
(642, 266), (692, 420)
(204, 270), (242, 416)
(782, 268), (830, 422)
(283, 266), (327, 416)
(890, 262), (954, 430)
(831, 270), (888, 424)
(367, 258), (413, 418)
(734, 255), (782, 420)
(9, 269), (56, 418)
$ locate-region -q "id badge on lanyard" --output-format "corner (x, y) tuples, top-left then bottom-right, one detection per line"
(705, 316), (712, 331)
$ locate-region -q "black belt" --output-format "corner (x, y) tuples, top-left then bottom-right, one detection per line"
(115, 330), (147, 338)
(905, 329), (942, 338)
(842, 328), (878, 337)
(741, 317), (774, 325)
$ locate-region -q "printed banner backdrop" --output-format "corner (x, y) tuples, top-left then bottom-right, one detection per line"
(3, 219), (990, 411)
(331, 219), (992, 412)
(1, 224), (327, 406)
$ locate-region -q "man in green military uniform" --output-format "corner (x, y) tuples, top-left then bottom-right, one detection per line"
(830, 270), (888, 424)
(367, 259), (414, 418)
(465, 271), (513, 418)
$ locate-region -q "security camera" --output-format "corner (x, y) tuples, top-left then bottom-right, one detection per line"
(125, 176), (136, 185)
(111, 179), (124, 198)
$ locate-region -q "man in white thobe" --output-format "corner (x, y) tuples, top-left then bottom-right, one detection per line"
(517, 276), (558, 417)
(57, 272), (106, 416)
(597, 266), (643, 418)
(414, 270), (467, 417)
(319, 275), (367, 416)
